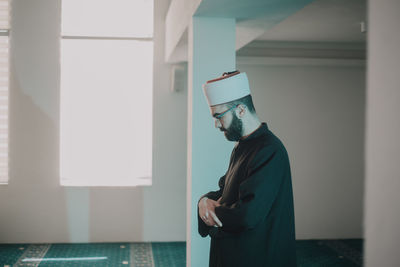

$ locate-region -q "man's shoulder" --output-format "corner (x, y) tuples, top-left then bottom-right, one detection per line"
(249, 130), (290, 165)
(258, 129), (287, 152)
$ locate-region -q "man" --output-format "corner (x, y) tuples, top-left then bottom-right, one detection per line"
(198, 71), (297, 267)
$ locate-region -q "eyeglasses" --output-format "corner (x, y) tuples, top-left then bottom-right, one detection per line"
(213, 105), (238, 120)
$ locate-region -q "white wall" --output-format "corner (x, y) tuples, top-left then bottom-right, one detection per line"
(364, 0), (400, 266)
(0, 0), (186, 243)
(238, 61), (366, 239)
(143, 0), (187, 242)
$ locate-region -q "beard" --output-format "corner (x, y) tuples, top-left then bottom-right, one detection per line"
(221, 113), (243, 141)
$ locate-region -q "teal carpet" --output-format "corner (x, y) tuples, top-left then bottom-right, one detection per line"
(296, 240), (363, 267)
(0, 239), (362, 266)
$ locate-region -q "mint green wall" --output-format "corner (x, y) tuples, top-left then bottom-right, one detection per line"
(188, 17), (236, 267)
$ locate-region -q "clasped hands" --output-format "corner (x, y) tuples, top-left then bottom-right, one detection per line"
(199, 197), (223, 227)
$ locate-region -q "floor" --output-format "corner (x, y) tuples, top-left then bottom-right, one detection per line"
(0, 239), (363, 266)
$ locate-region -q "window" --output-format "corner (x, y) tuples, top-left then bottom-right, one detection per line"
(60, 0), (154, 186)
(0, 0), (9, 184)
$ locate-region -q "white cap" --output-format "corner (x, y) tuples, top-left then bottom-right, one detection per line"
(202, 71), (251, 106)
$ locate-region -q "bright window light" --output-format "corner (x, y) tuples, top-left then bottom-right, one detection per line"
(60, 1), (153, 186)
(62, 0), (153, 38)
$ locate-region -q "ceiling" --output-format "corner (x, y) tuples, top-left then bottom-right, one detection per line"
(256, 0), (367, 43)
(165, 0), (367, 63)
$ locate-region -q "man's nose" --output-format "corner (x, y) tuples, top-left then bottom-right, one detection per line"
(215, 119), (221, 129)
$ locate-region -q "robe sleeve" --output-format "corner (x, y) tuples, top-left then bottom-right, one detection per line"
(214, 144), (287, 233)
(197, 175), (226, 237)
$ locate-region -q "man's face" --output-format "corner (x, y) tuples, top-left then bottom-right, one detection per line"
(210, 104), (243, 141)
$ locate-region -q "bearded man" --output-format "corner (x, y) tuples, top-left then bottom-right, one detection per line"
(198, 71), (297, 267)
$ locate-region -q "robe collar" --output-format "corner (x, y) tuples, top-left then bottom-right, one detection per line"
(239, 122), (269, 143)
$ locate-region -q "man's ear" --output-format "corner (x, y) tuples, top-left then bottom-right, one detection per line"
(236, 104), (246, 118)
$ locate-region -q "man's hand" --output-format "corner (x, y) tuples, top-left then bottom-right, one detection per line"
(199, 197), (223, 227)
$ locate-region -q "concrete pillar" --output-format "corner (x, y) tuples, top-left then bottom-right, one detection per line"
(364, 0), (400, 266)
(187, 16), (236, 267)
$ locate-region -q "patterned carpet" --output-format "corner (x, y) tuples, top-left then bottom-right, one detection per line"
(296, 239), (363, 267)
(0, 239), (362, 266)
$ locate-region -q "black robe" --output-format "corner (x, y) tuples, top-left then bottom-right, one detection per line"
(198, 123), (297, 267)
